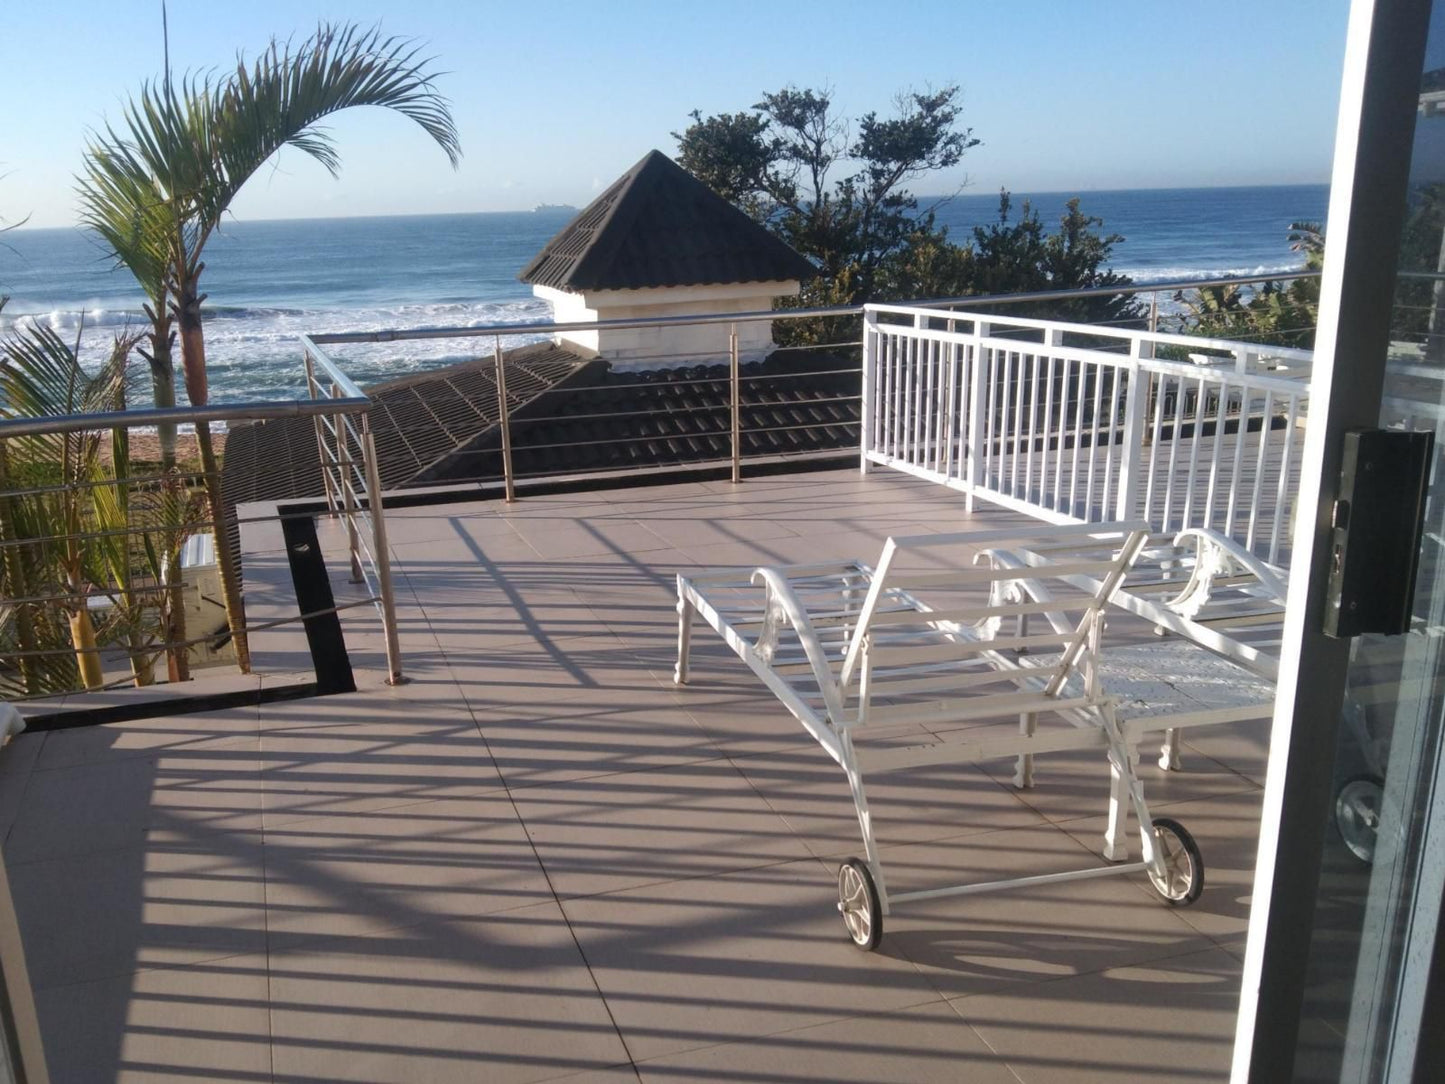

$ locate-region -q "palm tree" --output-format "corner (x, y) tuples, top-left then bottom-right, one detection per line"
(0, 322), (136, 692)
(76, 161), (195, 680)
(77, 160), (178, 464)
(81, 23), (462, 672)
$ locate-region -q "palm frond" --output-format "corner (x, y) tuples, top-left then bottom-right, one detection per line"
(202, 23), (461, 228)
(94, 22), (460, 248)
(0, 323), (136, 424)
(77, 138), (174, 304)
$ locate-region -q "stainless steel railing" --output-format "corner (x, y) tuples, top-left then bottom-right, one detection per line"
(0, 393), (401, 700)
(301, 337), (403, 684)
(297, 272), (1319, 500)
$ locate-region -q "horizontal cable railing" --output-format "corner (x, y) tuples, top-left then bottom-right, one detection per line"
(0, 274), (1333, 703)
(292, 271), (1321, 500)
(0, 394), (402, 702)
(301, 340), (403, 683)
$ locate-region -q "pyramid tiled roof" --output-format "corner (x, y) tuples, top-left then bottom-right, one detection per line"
(518, 150), (816, 292)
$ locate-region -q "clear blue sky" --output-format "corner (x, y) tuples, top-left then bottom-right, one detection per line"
(2, 0), (1350, 229)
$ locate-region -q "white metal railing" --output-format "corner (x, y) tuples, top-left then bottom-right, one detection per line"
(861, 305), (1314, 565)
(302, 272), (1319, 499)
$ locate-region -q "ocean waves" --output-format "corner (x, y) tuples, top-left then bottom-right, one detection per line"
(1119, 260), (1308, 285)
(0, 295), (553, 404)
(1, 188), (1330, 404)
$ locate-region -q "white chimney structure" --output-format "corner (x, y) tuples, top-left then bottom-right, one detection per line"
(519, 150), (816, 367)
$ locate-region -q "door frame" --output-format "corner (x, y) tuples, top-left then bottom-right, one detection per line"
(1231, 0), (1435, 1078)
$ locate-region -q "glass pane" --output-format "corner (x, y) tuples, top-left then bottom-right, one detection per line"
(1293, 7), (1445, 1079)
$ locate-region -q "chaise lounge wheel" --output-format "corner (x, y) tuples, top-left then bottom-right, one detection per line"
(1146, 817), (1204, 905)
(1334, 775), (1384, 864)
(837, 858), (883, 950)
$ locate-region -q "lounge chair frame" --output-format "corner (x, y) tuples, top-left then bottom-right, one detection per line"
(674, 521), (1217, 949)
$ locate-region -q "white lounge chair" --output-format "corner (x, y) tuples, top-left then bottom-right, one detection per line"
(991, 525), (1286, 771)
(674, 520), (1218, 951)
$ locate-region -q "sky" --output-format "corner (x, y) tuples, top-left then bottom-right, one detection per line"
(1, 0), (1351, 230)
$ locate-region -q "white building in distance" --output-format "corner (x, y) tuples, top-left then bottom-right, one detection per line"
(519, 150), (816, 367)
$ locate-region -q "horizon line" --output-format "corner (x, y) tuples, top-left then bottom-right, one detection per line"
(9, 179), (1333, 233)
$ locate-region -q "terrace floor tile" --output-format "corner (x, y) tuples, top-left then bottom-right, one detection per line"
(949, 944), (1241, 1083)
(34, 955), (273, 1084)
(261, 794), (553, 941)
(508, 761), (814, 899)
(8, 840), (268, 989)
(632, 998), (1015, 1084)
(266, 902), (632, 1084)
(560, 858), (940, 1063)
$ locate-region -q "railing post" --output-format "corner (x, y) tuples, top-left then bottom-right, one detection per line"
(730, 323), (741, 485)
(860, 308), (877, 475)
(1114, 340), (1149, 520)
(304, 350), (338, 514)
(1148, 291), (1159, 335)
(334, 381), (364, 584)
(965, 319), (989, 513)
(360, 414), (404, 685)
(494, 334), (516, 503)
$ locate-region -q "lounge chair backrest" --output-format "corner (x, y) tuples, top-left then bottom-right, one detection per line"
(837, 522), (1150, 718)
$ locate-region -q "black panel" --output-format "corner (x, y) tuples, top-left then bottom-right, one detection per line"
(1324, 428), (1435, 637)
(280, 512), (356, 695)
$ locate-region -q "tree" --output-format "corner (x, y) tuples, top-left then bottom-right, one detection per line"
(76, 162), (195, 679)
(678, 93), (1141, 334)
(1173, 221), (1322, 349)
(960, 192), (1143, 325)
(0, 320), (137, 693)
(80, 22), (462, 673)
(78, 160), (178, 464)
(677, 85), (978, 310)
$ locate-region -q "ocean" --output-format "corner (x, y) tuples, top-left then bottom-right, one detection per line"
(0, 184), (1329, 405)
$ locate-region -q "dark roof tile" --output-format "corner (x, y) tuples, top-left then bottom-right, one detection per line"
(223, 347), (858, 516)
(518, 150), (816, 292)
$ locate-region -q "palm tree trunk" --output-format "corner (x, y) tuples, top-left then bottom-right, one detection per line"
(164, 501), (190, 683)
(151, 358), (178, 469)
(164, 585), (189, 682)
(126, 626), (156, 687)
(107, 424), (157, 689)
(147, 328), (188, 680)
(179, 285), (250, 674)
(195, 419), (250, 672)
(68, 607), (104, 690)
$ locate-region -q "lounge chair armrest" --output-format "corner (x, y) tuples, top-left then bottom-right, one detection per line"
(750, 567), (847, 722)
(1166, 528), (1287, 618)
(978, 549), (1076, 637)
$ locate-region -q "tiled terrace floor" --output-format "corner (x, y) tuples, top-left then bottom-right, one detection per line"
(1, 469), (1270, 1082)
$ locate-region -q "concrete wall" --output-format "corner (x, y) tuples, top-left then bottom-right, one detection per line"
(533, 281), (801, 367)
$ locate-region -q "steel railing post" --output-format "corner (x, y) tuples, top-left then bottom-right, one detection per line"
(494, 334), (516, 503)
(305, 350), (338, 514)
(730, 324), (741, 484)
(860, 308), (877, 474)
(334, 381), (363, 584)
(360, 414), (404, 685)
